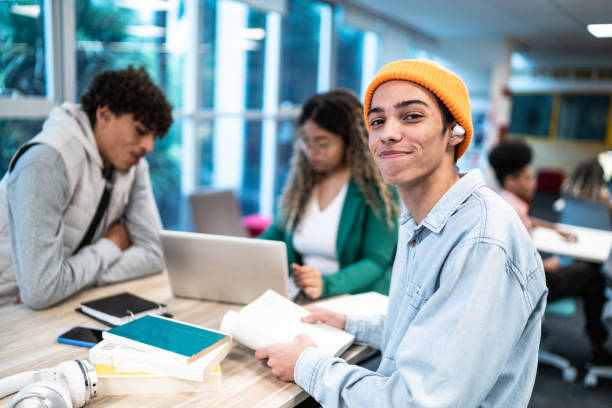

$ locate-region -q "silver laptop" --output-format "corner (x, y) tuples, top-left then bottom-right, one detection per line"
(160, 230), (289, 304)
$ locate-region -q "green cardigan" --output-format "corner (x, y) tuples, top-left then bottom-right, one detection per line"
(259, 180), (399, 299)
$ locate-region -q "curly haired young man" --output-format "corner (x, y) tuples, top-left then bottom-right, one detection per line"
(0, 66), (173, 309)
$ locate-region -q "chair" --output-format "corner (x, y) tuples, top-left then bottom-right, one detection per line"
(559, 197), (611, 231)
(538, 298), (578, 382)
(188, 188), (248, 237)
(549, 197), (612, 385)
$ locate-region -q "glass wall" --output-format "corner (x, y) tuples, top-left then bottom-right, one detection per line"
(0, 0), (382, 229)
(279, 0), (327, 106)
(76, 0), (186, 107)
(148, 121), (182, 230)
(334, 11), (364, 95)
(0, 1), (46, 97)
(0, 119), (45, 173)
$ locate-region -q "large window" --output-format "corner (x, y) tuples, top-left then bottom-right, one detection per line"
(279, 0), (329, 106)
(76, 0), (185, 108)
(0, 119), (45, 173)
(334, 12), (365, 95)
(148, 122), (182, 230)
(509, 93), (612, 143)
(558, 94), (610, 142)
(509, 94), (553, 137)
(0, 1), (46, 97)
(0, 0), (391, 229)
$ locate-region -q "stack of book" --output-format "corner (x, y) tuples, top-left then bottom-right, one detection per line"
(89, 314), (232, 395)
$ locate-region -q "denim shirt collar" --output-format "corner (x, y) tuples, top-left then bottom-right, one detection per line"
(400, 169), (485, 234)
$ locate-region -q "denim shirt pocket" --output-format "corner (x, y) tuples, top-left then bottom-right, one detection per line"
(382, 280), (429, 367)
(406, 280), (429, 310)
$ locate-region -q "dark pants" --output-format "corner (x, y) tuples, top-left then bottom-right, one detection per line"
(546, 260), (609, 344)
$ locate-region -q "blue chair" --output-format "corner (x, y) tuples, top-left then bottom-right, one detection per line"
(542, 196), (611, 384)
(559, 197), (611, 231)
(539, 298), (578, 382)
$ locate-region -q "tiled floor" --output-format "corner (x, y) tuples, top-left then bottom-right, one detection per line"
(531, 303), (612, 408)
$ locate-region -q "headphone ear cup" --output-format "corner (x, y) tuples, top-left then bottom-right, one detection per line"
(57, 361), (88, 408)
(9, 381), (72, 408)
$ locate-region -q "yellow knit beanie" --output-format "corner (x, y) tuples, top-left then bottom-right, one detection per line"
(363, 59), (473, 159)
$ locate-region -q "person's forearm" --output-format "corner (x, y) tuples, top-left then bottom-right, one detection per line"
(96, 160), (163, 284)
(96, 243), (163, 284)
(6, 148), (121, 309)
(345, 314), (385, 349)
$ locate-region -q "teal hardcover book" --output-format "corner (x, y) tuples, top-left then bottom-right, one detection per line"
(102, 314), (231, 365)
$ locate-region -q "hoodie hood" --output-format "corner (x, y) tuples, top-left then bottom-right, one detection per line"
(43, 102), (104, 169)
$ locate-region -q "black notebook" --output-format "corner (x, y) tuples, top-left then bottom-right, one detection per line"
(78, 292), (167, 327)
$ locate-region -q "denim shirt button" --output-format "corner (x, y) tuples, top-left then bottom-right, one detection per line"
(410, 240), (416, 248)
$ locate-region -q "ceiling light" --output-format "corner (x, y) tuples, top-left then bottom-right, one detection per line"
(587, 24), (612, 38)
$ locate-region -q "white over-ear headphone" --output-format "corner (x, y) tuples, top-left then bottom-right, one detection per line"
(451, 124), (466, 136)
(0, 360), (97, 408)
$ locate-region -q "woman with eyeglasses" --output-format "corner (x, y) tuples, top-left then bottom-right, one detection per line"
(260, 89), (399, 300)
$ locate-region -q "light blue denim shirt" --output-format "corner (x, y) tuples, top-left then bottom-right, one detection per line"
(294, 169), (547, 407)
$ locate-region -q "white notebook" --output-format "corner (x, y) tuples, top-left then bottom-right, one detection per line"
(220, 290), (354, 357)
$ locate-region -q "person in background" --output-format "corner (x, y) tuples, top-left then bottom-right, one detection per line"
(256, 59), (547, 407)
(260, 89), (399, 301)
(0, 66), (172, 309)
(562, 156), (612, 213)
(489, 140), (612, 366)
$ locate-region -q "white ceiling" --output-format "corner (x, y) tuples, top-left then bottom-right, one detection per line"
(348, 0), (612, 57)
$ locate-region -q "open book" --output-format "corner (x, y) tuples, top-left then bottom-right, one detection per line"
(314, 292), (389, 317)
(220, 290), (354, 357)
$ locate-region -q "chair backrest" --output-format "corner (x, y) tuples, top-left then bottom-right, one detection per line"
(559, 197), (611, 231)
(188, 188), (247, 237)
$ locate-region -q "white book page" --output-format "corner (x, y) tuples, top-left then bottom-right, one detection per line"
(221, 290), (354, 356)
(314, 292), (389, 317)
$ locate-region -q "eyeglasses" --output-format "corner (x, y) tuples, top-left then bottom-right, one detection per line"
(297, 136), (340, 153)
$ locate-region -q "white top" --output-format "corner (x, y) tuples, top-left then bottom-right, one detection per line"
(293, 183), (348, 275)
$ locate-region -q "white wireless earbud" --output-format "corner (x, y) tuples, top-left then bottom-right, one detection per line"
(0, 360), (97, 408)
(451, 124), (465, 136)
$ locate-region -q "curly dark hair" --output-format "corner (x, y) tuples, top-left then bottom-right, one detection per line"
(81, 66), (173, 137)
(488, 140), (533, 187)
(279, 88), (399, 230)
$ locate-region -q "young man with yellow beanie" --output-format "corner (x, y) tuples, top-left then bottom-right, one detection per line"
(256, 59), (547, 407)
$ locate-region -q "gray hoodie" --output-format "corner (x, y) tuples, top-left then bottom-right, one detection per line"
(0, 103), (164, 308)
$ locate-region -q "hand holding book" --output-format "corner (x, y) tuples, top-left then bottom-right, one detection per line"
(254, 334), (317, 382)
(300, 305), (347, 330)
(220, 290), (354, 357)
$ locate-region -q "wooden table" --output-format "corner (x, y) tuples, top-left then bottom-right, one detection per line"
(532, 224), (612, 263)
(0, 273), (372, 407)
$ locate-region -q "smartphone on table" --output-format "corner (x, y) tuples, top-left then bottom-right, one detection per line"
(57, 326), (104, 348)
